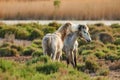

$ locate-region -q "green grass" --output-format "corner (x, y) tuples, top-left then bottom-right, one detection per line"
(0, 22), (120, 80)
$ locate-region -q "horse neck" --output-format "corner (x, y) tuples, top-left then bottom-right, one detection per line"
(71, 32), (78, 44)
(56, 28), (67, 42)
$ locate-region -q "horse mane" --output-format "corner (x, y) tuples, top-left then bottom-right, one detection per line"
(55, 22), (72, 41)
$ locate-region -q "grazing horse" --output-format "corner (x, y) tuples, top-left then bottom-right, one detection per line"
(63, 24), (92, 68)
(42, 22), (80, 61)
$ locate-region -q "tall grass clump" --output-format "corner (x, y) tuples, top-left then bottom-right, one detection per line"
(36, 62), (64, 74)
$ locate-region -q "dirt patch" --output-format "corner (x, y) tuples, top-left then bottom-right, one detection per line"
(0, 56), (32, 63)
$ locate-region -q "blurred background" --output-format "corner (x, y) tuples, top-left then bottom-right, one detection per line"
(0, 0), (120, 20)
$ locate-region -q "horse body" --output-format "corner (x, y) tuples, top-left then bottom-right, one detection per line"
(63, 32), (79, 68)
(42, 33), (63, 61)
(63, 24), (92, 68)
(42, 22), (73, 61)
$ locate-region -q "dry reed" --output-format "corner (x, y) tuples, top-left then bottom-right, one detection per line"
(0, 0), (120, 20)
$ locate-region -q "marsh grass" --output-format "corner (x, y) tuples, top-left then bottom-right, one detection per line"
(0, 0), (120, 20)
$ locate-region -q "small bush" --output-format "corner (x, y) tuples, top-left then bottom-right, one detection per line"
(0, 59), (13, 72)
(0, 47), (19, 57)
(48, 22), (61, 29)
(114, 38), (120, 45)
(99, 32), (114, 44)
(85, 60), (99, 73)
(39, 55), (51, 63)
(98, 68), (109, 76)
(110, 23), (120, 28)
(16, 29), (29, 40)
(33, 39), (42, 45)
(77, 64), (86, 72)
(94, 23), (104, 26)
(36, 62), (64, 74)
(107, 44), (116, 50)
(0, 26), (18, 38)
(22, 47), (35, 56)
(81, 50), (93, 55)
(10, 44), (23, 52)
(105, 53), (118, 62)
(0, 43), (11, 48)
(42, 27), (56, 35)
(32, 49), (43, 57)
(95, 51), (105, 59)
(29, 28), (44, 40)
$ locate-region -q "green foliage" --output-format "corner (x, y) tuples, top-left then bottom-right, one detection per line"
(85, 60), (100, 73)
(95, 51), (105, 59)
(0, 43), (24, 56)
(0, 47), (19, 57)
(0, 26), (18, 38)
(48, 22), (61, 29)
(22, 47), (35, 56)
(98, 68), (109, 76)
(42, 27), (56, 35)
(15, 28), (29, 40)
(105, 53), (118, 62)
(29, 28), (43, 40)
(32, 49), (43, 57)
(36, 62), (64, 74)
(110, 23), (120, 28)
(54, 0), (61, 8)
(0, 59), (13, 72)
(94, 23), (105, 26)
(114, 38), (120, 45)
(33, 39), (42, 45)
(39, 55), (51, 63)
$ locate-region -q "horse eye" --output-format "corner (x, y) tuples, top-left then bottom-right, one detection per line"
(84, 31), (86, 33)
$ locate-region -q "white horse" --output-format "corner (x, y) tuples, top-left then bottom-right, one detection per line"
(63, 24), (91, 68)
(42, 22), (80, 61)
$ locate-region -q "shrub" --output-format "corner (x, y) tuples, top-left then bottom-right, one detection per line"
(0, 47), (19, 57)
(48, 22), (61, 29)
(85, 60), (99, 73)
(98, 68), (109, 76)
(39, 55), (51, 63)
(107, 44), (116, 50)
(81, 50), (93, 55)
(77, 64), (86, 72)
(15, 28), (29, 40)
(36, 62), (64, 74)
(105, 53), (118, 62)
(110, 23), (120, 28)
(94, 23), (105, 26)
(114, 38), (120, 45)
(31, 73), (49, 80)
(22, 47), (35, 56)
(0, 26), (18, 38)
(42, 27), (56, 35)
(32, 39), (42, 48)
(98, 32), (114, 44)
(95, 51), (105, 59)
(29, 28), (44, 40)
(0, 42), (11, 48)
(32, 49), (43, 57)
(0, 59), (13, 72)
(33, 39), (42, 45)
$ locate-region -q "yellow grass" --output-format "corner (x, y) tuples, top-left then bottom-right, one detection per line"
(0, 0), (120, 20)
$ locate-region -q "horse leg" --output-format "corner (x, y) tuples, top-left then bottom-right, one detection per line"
(57, 51), (62, 62)
(66, 51), (70, 67)
(70, 50), (75, 68)
(73, 50), (77, 68)
(51, 49), (57, 61)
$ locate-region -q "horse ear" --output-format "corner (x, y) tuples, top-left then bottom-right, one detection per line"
(64, 22), (71, 28)
(78, 24), (83, 31)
